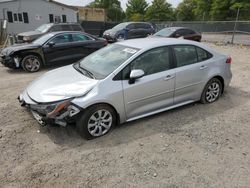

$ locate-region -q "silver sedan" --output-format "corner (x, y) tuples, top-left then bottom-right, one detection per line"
(19, 38), (232, 139)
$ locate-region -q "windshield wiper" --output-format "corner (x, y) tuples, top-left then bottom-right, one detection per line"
(74, 63), (95, 79)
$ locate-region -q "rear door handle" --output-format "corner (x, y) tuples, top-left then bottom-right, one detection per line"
(164, 75), (175, 81)
(200, 65), (208, 70)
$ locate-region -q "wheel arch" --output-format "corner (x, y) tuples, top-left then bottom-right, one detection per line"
(212, 75), (225, 93)
(83, 102), (121, 125)
(14, 50), (45, 65)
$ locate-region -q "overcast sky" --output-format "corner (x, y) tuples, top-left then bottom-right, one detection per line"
(55, 0), (182, 9)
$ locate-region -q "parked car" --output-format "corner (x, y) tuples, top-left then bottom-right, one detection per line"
(103, 22), (155, 42)
(17, 23), (84, 43)
(153, 27), (202, 42)
(18, 38), (232, 139)
(0, 31), (107, 72)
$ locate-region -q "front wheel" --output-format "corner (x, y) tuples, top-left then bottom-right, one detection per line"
(201, 78), (222, 104)
(76, 104), (116, 139)
(21, 55), (42, 72)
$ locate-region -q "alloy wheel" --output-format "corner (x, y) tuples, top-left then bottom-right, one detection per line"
(87, 109), (113, 137)
(205, 82), (220, 103)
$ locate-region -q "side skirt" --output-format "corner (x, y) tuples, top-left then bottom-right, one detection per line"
(126, 100), (195, 122)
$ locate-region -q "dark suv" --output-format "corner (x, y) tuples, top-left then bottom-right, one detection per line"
(17, 23), (84, 43)
(103, 22), (155, 42)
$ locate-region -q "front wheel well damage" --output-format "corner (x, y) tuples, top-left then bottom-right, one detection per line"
(12, 51), (43, 64)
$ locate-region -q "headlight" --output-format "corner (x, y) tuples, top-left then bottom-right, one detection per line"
(30, 99), (71, 117)
(23, 36), (31, 41)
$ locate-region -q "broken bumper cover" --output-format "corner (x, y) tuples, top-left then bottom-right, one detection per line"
(0, 55), (20, 69)
(18, 91), (81, 126)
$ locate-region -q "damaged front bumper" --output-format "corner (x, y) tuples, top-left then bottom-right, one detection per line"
(0, 54), (21, 69)
(18, 91), (82, 126)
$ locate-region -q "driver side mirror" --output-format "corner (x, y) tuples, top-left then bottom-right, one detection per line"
(47, 41), (55, 47)
(129, 69), (145, 84)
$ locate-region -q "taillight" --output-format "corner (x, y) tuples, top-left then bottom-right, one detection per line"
(226, 57), (232, 64)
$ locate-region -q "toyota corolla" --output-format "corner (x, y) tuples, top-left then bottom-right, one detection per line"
(18, 38), (232, 139)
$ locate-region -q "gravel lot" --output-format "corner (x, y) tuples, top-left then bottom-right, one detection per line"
(0, 43), (250, 188)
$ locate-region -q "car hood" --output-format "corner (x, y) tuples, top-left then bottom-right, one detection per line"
(18, 30), (42, 37)
(1, 43), (41, 56)
(27, 65), (99, 103)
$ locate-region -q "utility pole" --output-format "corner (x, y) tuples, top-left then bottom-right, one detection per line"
(231, 7), (240, 44)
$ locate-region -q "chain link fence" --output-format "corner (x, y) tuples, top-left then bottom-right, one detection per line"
(155, 21), (250, 45)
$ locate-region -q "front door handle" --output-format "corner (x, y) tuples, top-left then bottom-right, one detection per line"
(200, 65), (208, 70)
(164, 75), (175, 81)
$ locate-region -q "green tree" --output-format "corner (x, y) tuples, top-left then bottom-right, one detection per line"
(193, 0), (212, 20)
(145, 0), (175, 21)
(126, 0), (148, 21)
(88, 0), (125, 21)
(210, 0), (250, 20)
(176, 0), (197, 21)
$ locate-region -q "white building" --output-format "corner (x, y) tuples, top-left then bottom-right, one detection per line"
(0, 0), (78, 34)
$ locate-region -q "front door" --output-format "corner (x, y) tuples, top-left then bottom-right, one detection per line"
(43, 33), (77, 65)
(122, 46), (175, 120)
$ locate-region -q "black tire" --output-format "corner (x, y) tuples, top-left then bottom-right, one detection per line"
(21, 55), (42, 72)
(201, 78), (222, 104)
(76, 104), (117, 139)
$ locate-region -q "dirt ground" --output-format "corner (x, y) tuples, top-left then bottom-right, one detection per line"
(0, 43), (250, 188)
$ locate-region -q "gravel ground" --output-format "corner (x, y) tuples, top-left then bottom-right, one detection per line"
(0, 43), (250, 188)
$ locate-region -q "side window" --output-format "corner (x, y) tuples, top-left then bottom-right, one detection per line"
(126, 47), (171, 77)
(187, 29), (195, 35)
(174, 45), (198, 67)
(50, 34), (72, 44)
(196, 47), (212, 62)
(72, 33), (92, 42)
(71, 25), (82, 31)
(61, 25), (72, 31)
(50, 25), (62, 32)
(127, 24), (135, 30)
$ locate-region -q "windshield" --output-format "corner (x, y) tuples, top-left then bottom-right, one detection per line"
(154, 28), (175, 37)
(35, 24), (53, 33)
(78, 44), (139, 79)
(32, 33), (54, 45)
(112, 23), (129, 31)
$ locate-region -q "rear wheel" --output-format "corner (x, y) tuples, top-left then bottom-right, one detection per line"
(21, 55), (42, 72)
(201, 78), (222, 104)
(76, 104), (116, 139)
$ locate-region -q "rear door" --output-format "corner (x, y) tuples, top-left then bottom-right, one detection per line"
(71, 33), (103, 58)
(122, 46), (176, 120)
(172, 45), (212, 104)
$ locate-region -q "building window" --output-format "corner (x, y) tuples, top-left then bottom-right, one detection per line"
(54, 16), (61, 23)
(62, 15), (67, 23)
(7, 11), (13, 23)
(23, 12), (29, 23)
(49, 14), (54, 23)
(18, 13), (23, 22)
(13, 13), (18, 21)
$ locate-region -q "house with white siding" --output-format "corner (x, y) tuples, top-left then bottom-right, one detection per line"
(0, 0), (78, 34)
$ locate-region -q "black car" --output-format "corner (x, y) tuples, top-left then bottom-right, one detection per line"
(153, 27), (202, 42)
(17, 23), (84, 43)
(103, 22), (155, 42)
(0, 31), (107, 72)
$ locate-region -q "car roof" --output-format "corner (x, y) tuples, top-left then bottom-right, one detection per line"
(116, 38), (216, 54)
(117, 38), (196, 49)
